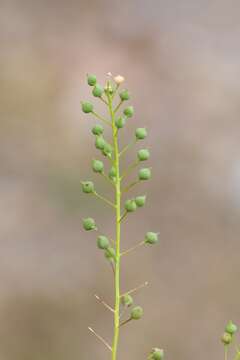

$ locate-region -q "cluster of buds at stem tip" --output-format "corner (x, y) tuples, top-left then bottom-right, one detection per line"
(221, 321), (238, 345)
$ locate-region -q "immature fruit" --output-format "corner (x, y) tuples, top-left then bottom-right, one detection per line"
(121, 294), (133, 307)
(87, 74), (97, 86)
(135, 195), (146, 207)
(225, 321), (238, 335)
(105, 247), (116, 260)
(115, 117), (126, 129)
(102, 143), (113, 157)
(145, 232), (159, 245)
(82, 101), (93, 113)
(92, 159), (104, 173)
(92, 84), (103, 97)
(97, 235), (110, 250)
(123, 106), (134, 118)
(135, 127), (147, 140)
(81, 181), (94, 194)
(119, 89), (130, 101)
(139, 168), (151, 180)
(138, 149), (150, 161)
(83, 218), (96, 231)
(151, 348), (164, 360)
(221, 332), (232, 345)
(92, 124), (104, 136)
(95, 136), (105, 150)
(109, 166), (117, 179)
(131, 306), (143, 320)
(125, 199), (137, 212)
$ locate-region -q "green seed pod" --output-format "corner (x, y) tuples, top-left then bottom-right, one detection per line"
(81, 101), (93, 113)
(95, 136), (105, 150)
(92, 84), (104, 97)
(139, 168), (151, 180)
(135, 127), (147, 140)
(97, 235), (110, 250)
(135, 195), (146, 207)
(123, 106), (134, 118)
(221, 332), (232, 345)
(145, 232), (159, 245)
(131, 306), (143, 320)
(92, 159), (104, 173)
(92, 124), (104, 136)
(83, 217), (96, 231)
(81, 181), (95, 194)
(119, 89), (130, 101)
(109, 166), (117, 179)
(87, 74), (97, 86)
(225, 321), (238, 335)
(121, 294), (133, 307)
(138, 149), (150, 161)
(125, 199), (137, 212)
(102, 143), (113, 158)
(115, 117), (126, 129)
(105, 247), (116, 260)
(151, 348), (164, 360)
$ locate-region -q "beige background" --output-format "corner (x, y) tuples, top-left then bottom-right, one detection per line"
(1, 1), (240, 359)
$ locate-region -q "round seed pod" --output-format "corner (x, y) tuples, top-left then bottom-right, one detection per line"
(135, 128), (147, 140)
(92, 159), (104, 173)
(131, 306), (143, 320)
(125, 199), (137, 212)
(225, 321), (238, 335)
(138, 149), (150, 161)
(97, 235), (110, 250)
(87, 74), (97, 86)
(151, 348), (164, 360)
(102, 143), (113, 157)
(139, 168), (151, 180)
(119, 89), (130, 101)
(81, 181), (95, 194)
(82, 101), (93, 113)
(123, 106), (134, 118)
(92, 124), (104, 136)
(92, 84), (103, 97)
(135, 195), (146, 207)
(121, 294), (133, 307)
(115, 117), (126, 129)
(145, 232), (159, 245)
(95, 136), (105, 150)
(221, 332), (232, 345)
(109, 166), (117, 179)
(105, 247), (116, 260)
(83, 217), (96, 231)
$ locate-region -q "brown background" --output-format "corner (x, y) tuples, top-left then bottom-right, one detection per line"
(1, 1), (240, 359)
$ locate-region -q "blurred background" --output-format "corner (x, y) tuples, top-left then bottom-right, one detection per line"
(1, 0), (240, 359)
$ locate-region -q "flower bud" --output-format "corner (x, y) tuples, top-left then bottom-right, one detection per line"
(135, 128), (147, 140)
(81, 101), (93, 113)
(102, 143), (113, 158)
(135, 195), (146, 207)
(225, 321), (238, 335)
(104, 84), (114, 95)
(139, 168), (151, 180)
(95, 136), (105, 150)
(125, 199), (137, 212)
(131, 306), (143, 320)
(97, 235), (110, 250)
(145, 232), (159, 245)
(123, 106), (134, 118)
(121, 294), (133, 307)
(81, 181), (95, 194)
(151, 348), (164, 360)
(119, 89), (130, 101)
(83, 217), (96, 231)
(114, 75), (125, 84)
(105, 247), (116, 261)
(221, 332), (232, 345)
(87, 74), (97, 86)
(92, 159), (104, 173)
(92, 124), (104, 136)
(109, 166), (117, 179)
(115, 117), (126, 129)
(138, 149), (150, 161)
(92, 84), (104, 97)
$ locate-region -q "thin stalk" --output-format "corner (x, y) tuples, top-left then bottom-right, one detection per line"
(93, 191), (116, 208)
(92, 111), (112, 126)
(107, 89), (121, 360)
(88, 327), (112, 352)
(121, 240), (145, 256)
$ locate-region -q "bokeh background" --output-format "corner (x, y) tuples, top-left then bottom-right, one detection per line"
(1, 0), (240, 359)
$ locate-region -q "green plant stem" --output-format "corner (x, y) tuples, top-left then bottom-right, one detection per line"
(107, 91), (121, 360)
